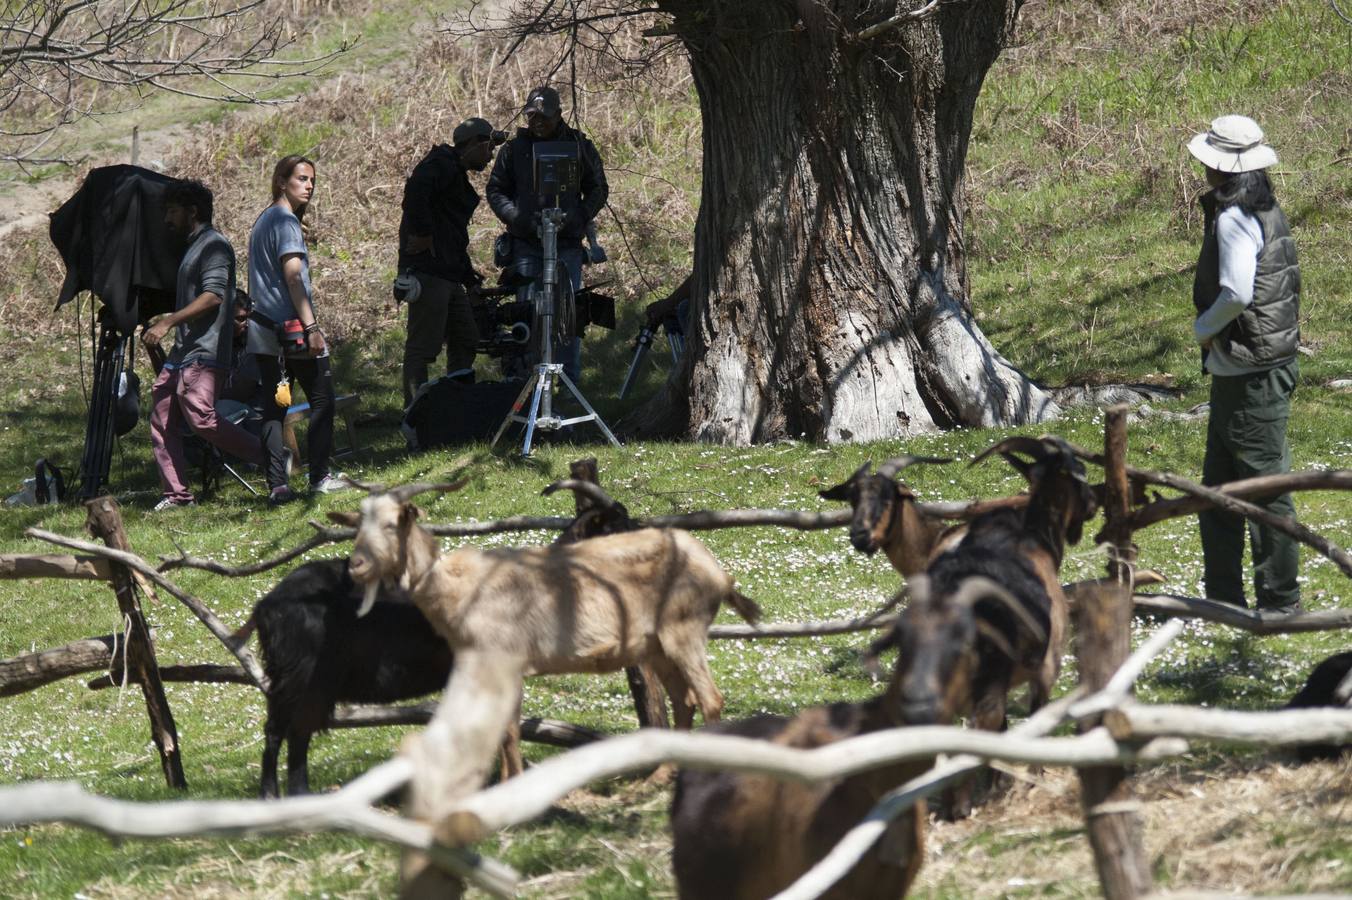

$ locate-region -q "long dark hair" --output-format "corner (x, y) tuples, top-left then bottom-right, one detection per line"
(1210, 168), (1276, 217)
(270, 154), (316, 221)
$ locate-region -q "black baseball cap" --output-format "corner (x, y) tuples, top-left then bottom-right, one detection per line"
(452, 117), (495, 146)
(523, 86), (562, 117)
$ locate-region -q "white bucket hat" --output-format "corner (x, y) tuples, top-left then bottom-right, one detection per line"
(1187, 114), (1278, 173)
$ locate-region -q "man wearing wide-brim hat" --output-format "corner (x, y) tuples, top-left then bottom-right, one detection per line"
(1187, 114), (1302, 614)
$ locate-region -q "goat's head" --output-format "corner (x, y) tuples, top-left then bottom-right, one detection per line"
(888, 576), (1041, 726)
(819, 456), (950, 556)
(971, 435), (1099, 548)
(328, 479), (467, 617)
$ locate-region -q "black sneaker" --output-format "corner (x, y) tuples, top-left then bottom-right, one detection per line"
(267, 486), (298, 507)
(152, 497), (196, 511)
(1259, 600), (1303, 615)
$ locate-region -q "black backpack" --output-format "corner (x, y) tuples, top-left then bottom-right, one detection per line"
(401, 378), (522, 450)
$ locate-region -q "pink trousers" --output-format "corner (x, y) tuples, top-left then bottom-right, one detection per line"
(150, 363), (263, 502)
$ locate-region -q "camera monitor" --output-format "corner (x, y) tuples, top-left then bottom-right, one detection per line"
(532, 141), (580, 203)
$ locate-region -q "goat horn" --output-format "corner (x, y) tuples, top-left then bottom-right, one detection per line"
(542, 479), (618, 510)
(387, 479), (470, 505)
(340, 474), (384, 493)
(947, 575), (1047, 646)
(968, 436), (1050, 468)
(875, 455), (953, 480)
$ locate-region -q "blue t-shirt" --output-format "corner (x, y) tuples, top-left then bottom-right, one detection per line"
(247, 204), (311, 355)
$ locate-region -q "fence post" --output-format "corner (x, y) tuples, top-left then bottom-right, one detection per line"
(1075, 405), (1151, 898)
(85, 496), (187, 790)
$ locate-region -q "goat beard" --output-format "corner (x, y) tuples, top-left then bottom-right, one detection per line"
(357, 579), (381, 618)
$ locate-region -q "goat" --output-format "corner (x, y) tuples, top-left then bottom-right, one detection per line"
(230, 558), (453, 799)
(1285, 650), (1352, 762)
(331, 481), (761, 735)
(670, 577), (1015, 900)
(818, 455), (965, 577)
(880, 435), (1098, 816)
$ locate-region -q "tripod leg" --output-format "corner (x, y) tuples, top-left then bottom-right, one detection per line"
(556, 371), (622, 448)
(521, 371), (549, 456)
(491, 375), (539, 449)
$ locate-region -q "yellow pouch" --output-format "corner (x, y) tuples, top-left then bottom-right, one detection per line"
(274, 379), (292, 408)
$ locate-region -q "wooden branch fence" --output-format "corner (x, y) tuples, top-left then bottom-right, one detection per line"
(2, 414), (1350, 897)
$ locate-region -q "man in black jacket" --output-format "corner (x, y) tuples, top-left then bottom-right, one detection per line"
(487, 86), (608, 383)
(398, 117), (499, 405)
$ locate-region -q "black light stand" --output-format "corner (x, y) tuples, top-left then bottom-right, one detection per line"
(77, 311), (133, 500)
(491, 145), (620, 456)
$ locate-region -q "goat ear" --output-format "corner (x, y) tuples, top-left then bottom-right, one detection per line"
(327, 510), (360, 528)
(821, 461), (872, 500)
(818, 480), (852, 501)
(401, 504), (426, 524)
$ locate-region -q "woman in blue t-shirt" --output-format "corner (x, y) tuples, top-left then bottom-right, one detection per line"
(247, 155), (347, 505)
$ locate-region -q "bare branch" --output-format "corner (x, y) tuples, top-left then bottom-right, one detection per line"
(1131, 593), (1352, 635)
(26, 527), (266, 690)
(853, 0), (943, 41)
(1, 0), (353, 161)
(1105, 704), (1352, 746)
(0, 764), (520, 898)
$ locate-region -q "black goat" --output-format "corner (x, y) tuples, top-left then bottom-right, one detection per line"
(884, 435), (1098, 817)
(232, 558), (453, 798)
(1285, 650), (1352, 762)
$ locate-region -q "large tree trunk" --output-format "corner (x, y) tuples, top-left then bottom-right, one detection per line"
(637, 0), (1058, 444)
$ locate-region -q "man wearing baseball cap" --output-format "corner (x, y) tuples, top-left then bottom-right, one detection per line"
(1187, 114), (1303, 613)
(397, 116), (502, 405)
(487, 85), (609, 384)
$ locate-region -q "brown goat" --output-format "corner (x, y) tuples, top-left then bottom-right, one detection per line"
(670, 577), (1018, 900)
(819, 455), (1033, 578)
(887, 435), (1099, 817)
(332, 483), (761, 738)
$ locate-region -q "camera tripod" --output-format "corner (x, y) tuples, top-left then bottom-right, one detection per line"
(491, 208), (620, 456)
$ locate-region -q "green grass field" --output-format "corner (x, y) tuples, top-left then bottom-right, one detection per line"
(0, 1), (1350, 896)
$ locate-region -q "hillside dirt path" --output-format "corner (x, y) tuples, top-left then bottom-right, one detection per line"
(0, 0), (514, 243)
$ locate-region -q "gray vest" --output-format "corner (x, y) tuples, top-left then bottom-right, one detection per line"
(1193, 193), (1300, 369)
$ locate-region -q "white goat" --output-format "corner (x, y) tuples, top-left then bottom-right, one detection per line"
(329, 482), (761, 731)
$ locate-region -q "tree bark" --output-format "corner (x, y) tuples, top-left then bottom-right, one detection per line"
(85, 497), (187, 790)
(631, 0), (1057, 444)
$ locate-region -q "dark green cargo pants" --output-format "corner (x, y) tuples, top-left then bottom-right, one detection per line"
(1199, 360), (1300, 608)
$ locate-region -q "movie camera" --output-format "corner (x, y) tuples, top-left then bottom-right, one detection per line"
(489, 141), (620, 455)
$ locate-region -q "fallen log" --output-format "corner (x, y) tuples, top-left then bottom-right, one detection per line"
(0, 554), (112, 580)
(0, 634), (119, 696)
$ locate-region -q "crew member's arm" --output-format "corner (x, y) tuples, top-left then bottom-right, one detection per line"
(142, 291), (221, 347)
(282, 253), (325, 356)
(645, 275), (692, 327)
(401, 156), (445, 256)
(486, 142), (521, 232)
(1194, 207), (1262, 349)
(578, 138), (609, 225)
(142, 241), (231, 347)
